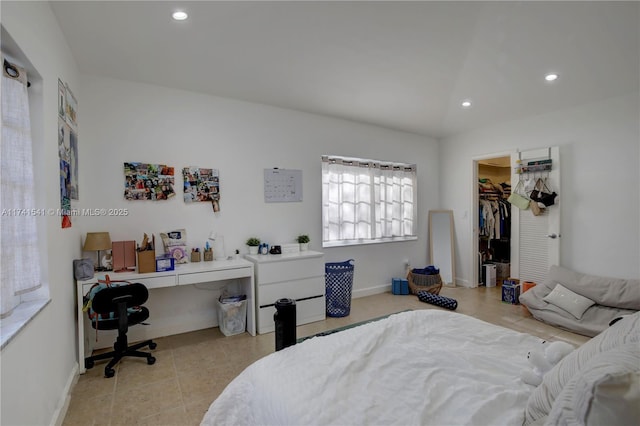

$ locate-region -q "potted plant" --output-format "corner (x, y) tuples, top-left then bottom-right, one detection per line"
(296, 234), (310, 251)
(246, 237), (261, 255)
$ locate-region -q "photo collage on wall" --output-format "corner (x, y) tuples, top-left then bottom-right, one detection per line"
(58, 79), (79, 228)
(124, 162), (176, 200)
(183, 167), (220, 211)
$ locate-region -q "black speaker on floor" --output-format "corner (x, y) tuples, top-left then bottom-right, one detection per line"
(274, 298), (296, 351)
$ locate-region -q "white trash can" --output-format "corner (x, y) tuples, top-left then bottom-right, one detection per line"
(216, 298), (247, 336)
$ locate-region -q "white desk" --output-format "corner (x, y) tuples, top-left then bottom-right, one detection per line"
(76, 259), (255, 373)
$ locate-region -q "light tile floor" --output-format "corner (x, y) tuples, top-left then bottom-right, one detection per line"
(63, 287), (590, 426)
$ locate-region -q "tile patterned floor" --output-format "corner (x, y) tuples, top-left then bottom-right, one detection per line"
(63, 287), (590, 425)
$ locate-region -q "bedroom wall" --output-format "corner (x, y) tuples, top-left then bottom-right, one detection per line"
(1, 2), (82, 426)
(75, 74), (439, 341)
(440, 93), (640, 286)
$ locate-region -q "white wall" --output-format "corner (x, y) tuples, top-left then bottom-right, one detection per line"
(77, 75), (439, 341)
(1, 2), (82, 425)
(440, 94), (640, 286)
(79, 75), (439, 286)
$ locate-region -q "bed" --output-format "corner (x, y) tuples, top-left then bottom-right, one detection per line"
(201, 310), (640, 426)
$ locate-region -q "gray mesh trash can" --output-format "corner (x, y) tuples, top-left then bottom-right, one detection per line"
(325, 259), (354, 317)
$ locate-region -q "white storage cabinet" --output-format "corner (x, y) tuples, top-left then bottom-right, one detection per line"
(246, 251), (325, 334)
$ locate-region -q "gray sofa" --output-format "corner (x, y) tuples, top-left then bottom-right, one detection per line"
(519, 265), (640, 337)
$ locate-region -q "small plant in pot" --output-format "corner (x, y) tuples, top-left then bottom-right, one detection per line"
(297, 234), (310, 251)
(246, 237), (261, 255)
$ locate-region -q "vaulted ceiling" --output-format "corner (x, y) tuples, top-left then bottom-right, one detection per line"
(50, 1), (639, 139)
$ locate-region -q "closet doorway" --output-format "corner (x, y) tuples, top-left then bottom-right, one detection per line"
(472, 153), (512, 287)
(472, 147), (561, 289)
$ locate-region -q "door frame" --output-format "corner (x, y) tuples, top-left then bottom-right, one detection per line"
(470, 150), (512, 288)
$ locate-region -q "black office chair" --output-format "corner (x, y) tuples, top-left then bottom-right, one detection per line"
(84, 283), (156, 378)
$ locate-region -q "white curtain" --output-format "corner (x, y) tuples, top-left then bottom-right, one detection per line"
(1, 58), (42, 317)
(376, 165), (416, 238)
(322, 156), (417, 243)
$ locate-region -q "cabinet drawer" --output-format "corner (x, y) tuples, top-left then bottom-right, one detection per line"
(258, 277), (324, 308)
(178, 267), (251, 286)
(257, 296), (326, 334)
(257, 257), (323, 284)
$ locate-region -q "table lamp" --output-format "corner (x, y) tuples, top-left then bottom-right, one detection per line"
(83, 232), (112, 271)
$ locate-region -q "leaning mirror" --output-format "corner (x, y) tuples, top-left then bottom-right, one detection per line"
(428, 210), (455, 286)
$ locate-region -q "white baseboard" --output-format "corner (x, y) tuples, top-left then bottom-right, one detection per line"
(51, 364), (78, 426)
(455, 277), (473, 288)
(352, 283), (389, 299)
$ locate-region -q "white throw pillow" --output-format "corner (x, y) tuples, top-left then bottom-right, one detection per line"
(543, 283), (595, 319)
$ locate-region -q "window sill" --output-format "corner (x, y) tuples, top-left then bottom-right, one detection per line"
(0, 298), (50, 350)
(323, 235), (417, 248)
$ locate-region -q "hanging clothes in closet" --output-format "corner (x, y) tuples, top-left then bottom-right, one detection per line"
(479, 179), (511, 262)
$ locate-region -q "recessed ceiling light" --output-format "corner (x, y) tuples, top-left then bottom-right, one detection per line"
(544, 73), (559, 82)
(172, 11), (188, 21)
(461, 100), (472, 108)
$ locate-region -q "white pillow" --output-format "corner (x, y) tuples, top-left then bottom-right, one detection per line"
(543, 283), (595, 319)
(524, 312), (640, 425)
(544, 344), (640, 426)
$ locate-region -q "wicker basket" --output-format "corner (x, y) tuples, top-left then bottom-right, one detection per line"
(407, 271), (442, 295)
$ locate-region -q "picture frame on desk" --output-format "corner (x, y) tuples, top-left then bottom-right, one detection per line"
(155, 256), (175, 272)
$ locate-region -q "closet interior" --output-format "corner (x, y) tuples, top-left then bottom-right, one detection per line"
(478, 156), (511, 286)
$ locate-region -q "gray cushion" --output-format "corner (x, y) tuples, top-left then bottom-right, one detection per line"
(520, 265), (639, 337)
(543, 283), (595, 319)
(545, 265), (640, 310)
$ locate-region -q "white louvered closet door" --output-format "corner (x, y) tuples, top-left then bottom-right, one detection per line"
(510, 147), (561, 284)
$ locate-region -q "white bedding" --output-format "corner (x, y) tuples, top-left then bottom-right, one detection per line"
(202, 310), (544, 426)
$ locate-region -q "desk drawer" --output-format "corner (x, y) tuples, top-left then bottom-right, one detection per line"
(257, 257), (323, 284)
(130, 275), (175, 289)
(178, 267), (251, 286)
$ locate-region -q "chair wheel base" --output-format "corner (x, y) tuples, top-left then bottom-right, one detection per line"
(104, 367), (115, 378)
(147, 356), (156, 365)
(149, 342), (157, 350)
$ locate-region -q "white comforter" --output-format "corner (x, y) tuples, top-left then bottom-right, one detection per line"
(202, 310), (543, 426)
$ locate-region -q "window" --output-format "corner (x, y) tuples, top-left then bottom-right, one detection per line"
(322, 155), (417, 247)
(1, 54), (49, 349)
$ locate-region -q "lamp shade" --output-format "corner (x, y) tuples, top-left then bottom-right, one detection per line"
(83, 232), (112, 251)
